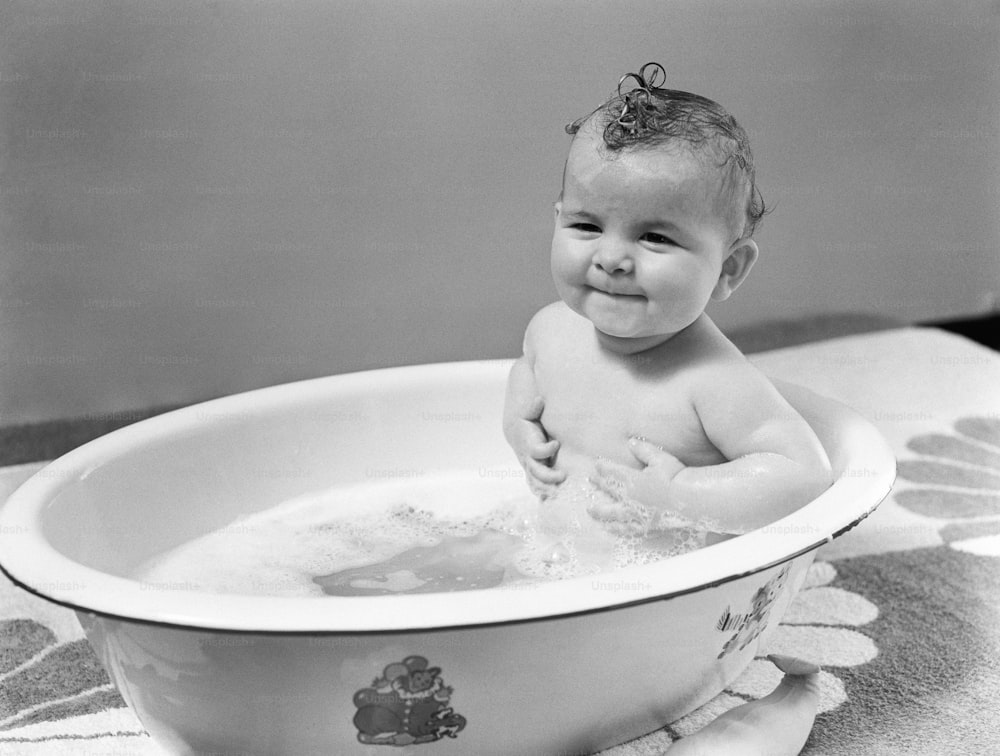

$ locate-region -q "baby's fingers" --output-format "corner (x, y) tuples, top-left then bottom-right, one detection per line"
(627, 437), (666, 465)
(527, 478), (558, 500)
(525, 395), (545, 421)
(528, 439), (560, 461)
(526, 458), (566, 485)
(628, 437), (685, 480)
(586, 498), (649, 536)
(590, 474), (626, 502)
(592, 459), (634, 497)
(586, 497), (624, 521)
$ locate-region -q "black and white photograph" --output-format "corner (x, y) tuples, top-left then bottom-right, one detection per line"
(1, 2), (998, 754)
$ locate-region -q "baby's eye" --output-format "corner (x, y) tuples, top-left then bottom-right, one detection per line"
(641, 232), (677, 246)
(570, 223), (601, 234)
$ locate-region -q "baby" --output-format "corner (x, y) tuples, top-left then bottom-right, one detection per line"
(504, 64), (833, 544)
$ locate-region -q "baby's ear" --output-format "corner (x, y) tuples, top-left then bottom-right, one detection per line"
(711, 238), (759, 301)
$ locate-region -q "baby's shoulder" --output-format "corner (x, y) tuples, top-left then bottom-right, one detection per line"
(522, 302), (592, 367)
(527, 301), (578, 329)
(524, 302), (585, 345)
(690, 349), (761, 387)
(681, 321), (767, 389)
(688, 343), (783, 414)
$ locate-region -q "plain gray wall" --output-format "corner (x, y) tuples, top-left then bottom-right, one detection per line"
(2, 0), (998, 425)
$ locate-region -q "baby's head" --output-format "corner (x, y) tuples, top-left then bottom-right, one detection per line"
(565, 63), (765, 242)
(551, 64), (766, 347)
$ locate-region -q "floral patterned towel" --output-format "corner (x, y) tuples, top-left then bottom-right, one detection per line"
(1, 327), (998, 755)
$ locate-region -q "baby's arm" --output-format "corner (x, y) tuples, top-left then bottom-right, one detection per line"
(595, 366), (833, 534)
(503, 332), (566, 498)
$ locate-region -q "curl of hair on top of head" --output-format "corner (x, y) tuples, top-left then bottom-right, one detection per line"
(566, 87), (768, 239)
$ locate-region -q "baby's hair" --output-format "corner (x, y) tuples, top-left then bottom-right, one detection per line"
(566, 63), (768, 239)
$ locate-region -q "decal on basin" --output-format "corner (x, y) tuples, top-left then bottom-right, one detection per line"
(716, 564), (791, 659)
(353, 655), (467, 746)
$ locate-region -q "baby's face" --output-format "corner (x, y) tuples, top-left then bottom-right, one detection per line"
(551, 130), (737, 347)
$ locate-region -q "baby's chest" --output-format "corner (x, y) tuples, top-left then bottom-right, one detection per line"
(537, 362), (716, 464)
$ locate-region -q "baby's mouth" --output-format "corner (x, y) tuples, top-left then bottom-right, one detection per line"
(588, 285), (645, 299)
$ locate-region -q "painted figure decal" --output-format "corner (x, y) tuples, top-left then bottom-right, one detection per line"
(717, 564), (791, 659)
(353, 655), (467, 746)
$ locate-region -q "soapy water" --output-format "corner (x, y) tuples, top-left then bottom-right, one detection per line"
(134, 472), (708, 597)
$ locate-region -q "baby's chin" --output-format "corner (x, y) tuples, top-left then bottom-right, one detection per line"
(593, 321), (648, 338)
(565, 297), (687, 345)
(592, 323), (681, 352)
(588, 308), (702, 343)
(579, 309), (650, 340)
(576, 304), (664, 337)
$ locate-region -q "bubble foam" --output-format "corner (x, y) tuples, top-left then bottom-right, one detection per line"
(134, 471), (709, 597)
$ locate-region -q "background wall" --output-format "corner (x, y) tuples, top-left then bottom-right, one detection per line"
(2, 0), (998, 425)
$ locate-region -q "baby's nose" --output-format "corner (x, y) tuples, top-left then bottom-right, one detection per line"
(593, 241), (634, 274)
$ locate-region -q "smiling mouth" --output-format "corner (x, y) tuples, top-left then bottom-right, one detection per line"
(588, 285), (645, 299)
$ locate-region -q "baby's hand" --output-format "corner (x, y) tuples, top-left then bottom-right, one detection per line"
(583, 483), (655, 536)
(589, 438), (686, 532)
(508, 396), (567, 499)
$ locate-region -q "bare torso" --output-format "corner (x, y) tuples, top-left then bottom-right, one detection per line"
(528, 303), (742, 480)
